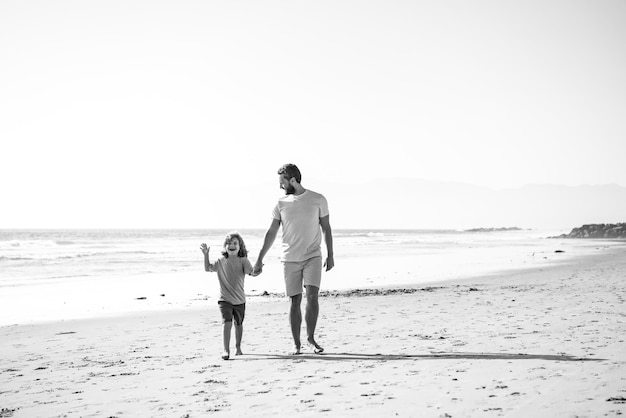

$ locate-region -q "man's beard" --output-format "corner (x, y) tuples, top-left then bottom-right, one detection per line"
(284, 184), (296, 195)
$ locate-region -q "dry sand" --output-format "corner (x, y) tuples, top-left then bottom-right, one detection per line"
(1, 246), (625, 417)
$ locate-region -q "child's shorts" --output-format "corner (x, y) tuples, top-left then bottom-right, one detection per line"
(218, 301), (246, 325)
(283, 256), (322, 297)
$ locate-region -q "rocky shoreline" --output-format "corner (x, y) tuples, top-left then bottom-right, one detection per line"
(553, 223), (626, 239)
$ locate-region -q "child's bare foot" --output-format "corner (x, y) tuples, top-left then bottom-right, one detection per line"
(307, 338), (324, 354)
(221, 351), (230, 360)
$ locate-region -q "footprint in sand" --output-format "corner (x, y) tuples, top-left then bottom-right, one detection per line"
(607, 396), (626, 404)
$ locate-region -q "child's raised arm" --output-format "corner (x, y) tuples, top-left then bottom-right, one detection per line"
(200, 243), (215, 272)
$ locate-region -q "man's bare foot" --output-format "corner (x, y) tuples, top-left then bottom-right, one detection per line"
(289, 345), (302, 355)
(221, 351), (230, 360)
(235, 349), (243, 356)
(307, 338), (324, 354)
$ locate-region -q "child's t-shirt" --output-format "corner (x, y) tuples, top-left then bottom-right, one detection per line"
(212, 256), (253, 305)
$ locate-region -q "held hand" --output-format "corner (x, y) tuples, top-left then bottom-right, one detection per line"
(324, 255), (334, 272)
(252, 260), (264, 276)
(200, 243), (210, 255)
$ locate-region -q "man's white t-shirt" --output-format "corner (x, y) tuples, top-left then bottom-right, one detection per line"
(271, 189), (329, 262)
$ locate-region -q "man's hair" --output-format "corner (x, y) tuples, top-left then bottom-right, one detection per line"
(277, 164), (302, 183)
(221, 232), (248, 258)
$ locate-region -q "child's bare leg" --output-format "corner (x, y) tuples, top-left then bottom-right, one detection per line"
(235, 324), (243, 355)
(222, 321), (232, 360)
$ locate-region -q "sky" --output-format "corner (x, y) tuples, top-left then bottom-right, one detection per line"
(1, 0), (625, 229)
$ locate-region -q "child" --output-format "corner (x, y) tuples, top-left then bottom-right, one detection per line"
(200, 232), (258, 360)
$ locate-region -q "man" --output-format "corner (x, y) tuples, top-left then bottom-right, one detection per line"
(253, 163), (334, 355)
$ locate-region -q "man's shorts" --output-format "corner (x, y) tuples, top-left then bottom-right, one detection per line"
(218, 301), (246, 325)
(283, 256), (323, 297)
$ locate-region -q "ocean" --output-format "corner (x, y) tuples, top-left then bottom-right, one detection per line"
(0, 228), (617, 325)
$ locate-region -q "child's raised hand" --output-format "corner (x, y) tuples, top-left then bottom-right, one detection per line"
(200, 243), (210, 255)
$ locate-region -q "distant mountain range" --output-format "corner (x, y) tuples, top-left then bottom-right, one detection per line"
(314, 179), (626, 230)
(206, 179), (626, 231)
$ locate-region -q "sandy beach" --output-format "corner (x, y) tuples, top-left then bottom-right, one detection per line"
(1, 245), (625, 417)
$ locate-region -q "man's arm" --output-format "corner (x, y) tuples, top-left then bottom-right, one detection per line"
(319, 215), (334, 271)
(253, 218), (281, 274)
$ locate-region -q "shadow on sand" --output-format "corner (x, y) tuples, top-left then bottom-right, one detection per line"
(241, 352), (603, 362)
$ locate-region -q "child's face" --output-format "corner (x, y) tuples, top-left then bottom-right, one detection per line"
(225, 238), (240, 256)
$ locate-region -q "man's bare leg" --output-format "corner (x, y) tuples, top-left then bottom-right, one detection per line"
(305, 285), (324, 353)
(289, 294), (303, 354)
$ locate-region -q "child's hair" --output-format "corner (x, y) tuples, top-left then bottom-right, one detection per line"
(221, 232), (248, 258)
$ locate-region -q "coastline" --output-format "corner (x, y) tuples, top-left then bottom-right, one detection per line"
(2, 229), (621, 327)
(2, 244), (625, 417)
(2, 226), (618, 325)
